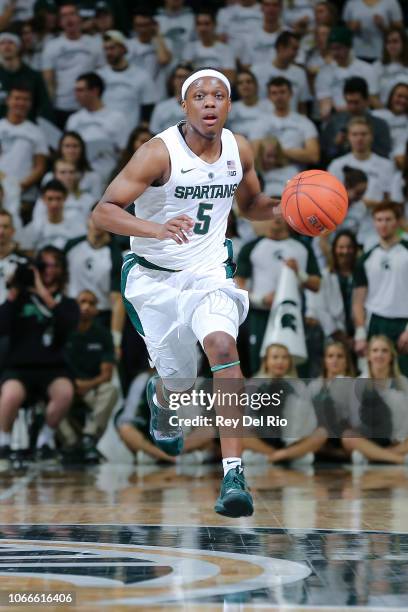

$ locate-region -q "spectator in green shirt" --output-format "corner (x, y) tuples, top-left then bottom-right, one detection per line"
(61, 289), (118, 463)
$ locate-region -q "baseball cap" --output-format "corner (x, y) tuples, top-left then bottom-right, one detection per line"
(103, 30), (128, 50)
(0, 32), (21, 48)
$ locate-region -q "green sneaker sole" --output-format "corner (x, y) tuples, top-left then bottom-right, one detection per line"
(214, 491), (254, 517)
(147, 375), (184, 457)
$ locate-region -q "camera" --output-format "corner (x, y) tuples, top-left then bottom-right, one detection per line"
(6, 261), (44, 291)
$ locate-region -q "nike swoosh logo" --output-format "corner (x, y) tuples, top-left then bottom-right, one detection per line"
(181, 168), (195, 174)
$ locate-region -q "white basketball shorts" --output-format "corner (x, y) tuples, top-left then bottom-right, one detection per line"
(121, 253), (249, 391)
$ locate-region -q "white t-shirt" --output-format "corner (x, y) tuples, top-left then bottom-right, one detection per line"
(252, 61), (311, 108)
(42, 34), (102, 110)
(155, 7), (194, 61)
(0, 0), (34, 21)
(32, 191), (94, 227)
(282, 0), (315, 29)
(372, 108), (408, 153)
(127, 37), (174, 101)
(97, 64), (157, 138)
(217, 3), (263, 49)
(241, 28), (282, 67)
(390, 170), (408, 219)
(343, 0), (402, 60)
(66, 107), (127, 184)
(252, 110), (318, 171)
(182, 40), (235, 71)
(20, 216), (83, 251)
(0, 118), (48, 182)
(149, 97), (185, 135)
(227, 99), (274, 140)
(316, 58), (379, 108)
(328, 152), (394, 201)
(261, 164), (299, 198)
(372, 61), (408, 106)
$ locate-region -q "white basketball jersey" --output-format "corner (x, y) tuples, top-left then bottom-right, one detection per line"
(130, 122), (243, 271)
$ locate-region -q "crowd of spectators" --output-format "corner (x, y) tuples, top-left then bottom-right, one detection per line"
(0, 0), (407, 468)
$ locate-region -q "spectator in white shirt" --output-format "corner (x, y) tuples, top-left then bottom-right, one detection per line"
(328, 116), (395, 233)
(252, 30), (312, 112)
(66, 72), (127, 185)
(149, 62), (193, 135)
(42, 2), (102, 128)
(252, 76), (320, 170)
(217, 0), (263, 57)
(20, 179), (83, 253)
(98, 30), (157, 138)
(128, 8), (172, 100)
(155, 0), (194, 62)
(255, 135), (298, 197)
(33, 158), (94, 227)
(343, 0), (403, 62)
(373, 27), (408, 107)
(242, 0), (284, 68)
(316, 26), (380, 120)
(54, 131), (102, 200)
(182, 10), (236, 83)
(282, 0), (315, 36)
(0, 85), (48, 207)
(372, 82), (408, 162)
(227, 69), (273, 140)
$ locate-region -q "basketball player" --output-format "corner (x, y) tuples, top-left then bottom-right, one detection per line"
(92, 69), (280, 517)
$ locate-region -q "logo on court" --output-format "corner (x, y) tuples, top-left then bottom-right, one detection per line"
(0, 532), (310, 606)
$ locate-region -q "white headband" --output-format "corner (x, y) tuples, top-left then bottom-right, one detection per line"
(181, 69), (231, 101)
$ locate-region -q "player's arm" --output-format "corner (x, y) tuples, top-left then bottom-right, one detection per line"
(234, 134), (281, 221)
(92, 139), (194, 243)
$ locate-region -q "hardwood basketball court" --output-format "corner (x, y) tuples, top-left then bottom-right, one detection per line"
(0, 461), (407, 610)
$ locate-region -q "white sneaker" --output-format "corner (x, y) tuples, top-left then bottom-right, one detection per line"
(351, 450), (369, 465)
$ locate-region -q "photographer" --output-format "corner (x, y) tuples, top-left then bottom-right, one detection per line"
(0, 246), (79, 460)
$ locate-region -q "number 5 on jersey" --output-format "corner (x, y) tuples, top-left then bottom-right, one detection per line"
(194, 202), (213, 235)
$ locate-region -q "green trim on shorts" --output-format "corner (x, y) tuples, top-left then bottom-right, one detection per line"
(123, 252), (180, 273)
(121, 256), (145, 336)
(224, 238), (236, 279)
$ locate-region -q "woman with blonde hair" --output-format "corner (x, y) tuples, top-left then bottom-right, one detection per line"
(255, 136), (298, 198)
(243, 343), (326, 464)
(342, 335), (408, 464)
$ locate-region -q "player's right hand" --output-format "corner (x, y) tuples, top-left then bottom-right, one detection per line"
(156, 215), (195, 244)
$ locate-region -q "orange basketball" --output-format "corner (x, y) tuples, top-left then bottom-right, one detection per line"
(281, 170), (349, 237)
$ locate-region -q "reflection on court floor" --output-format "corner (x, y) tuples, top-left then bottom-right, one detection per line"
(0, 463), (407, 609)
(0, 524), (407, 608)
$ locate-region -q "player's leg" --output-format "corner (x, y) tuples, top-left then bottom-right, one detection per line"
(192, 291), (253, 517)
(0, 378), (27, 457)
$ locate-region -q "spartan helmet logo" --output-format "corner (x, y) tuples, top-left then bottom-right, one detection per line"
(281, 313), (297, 332)
(279, 300), (298, 332)
(381, 257), (390, 270)
(85, 257), (94, 271)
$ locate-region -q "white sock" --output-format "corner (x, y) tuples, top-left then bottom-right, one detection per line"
(223, 457), (242, 476)
(36, 424), (56, 449)
(0, 431), (11, 446)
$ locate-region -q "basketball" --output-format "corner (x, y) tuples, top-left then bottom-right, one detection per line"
(281, 170), (349, 237)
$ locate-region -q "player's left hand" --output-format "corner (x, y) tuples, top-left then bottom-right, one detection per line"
(397, 330), (408, 354)
(284, 258), (299, 273)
